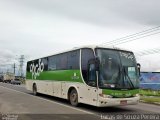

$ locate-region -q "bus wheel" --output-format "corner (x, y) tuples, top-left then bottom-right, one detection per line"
(33, 84), (38, 96)
(69, 89), (78, 106)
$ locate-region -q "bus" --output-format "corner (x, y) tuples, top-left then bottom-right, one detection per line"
(26, 46), (140, 107)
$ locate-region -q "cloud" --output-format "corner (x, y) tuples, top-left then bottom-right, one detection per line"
(107, 0), (160, 26)
(0, 49), (17, 73)
(137, 53), (160, 72)
(0, 0), (160, 72)
(0, 0), (156, 28)
(0, 49), (14, 60)
(5, 0), (159, 27)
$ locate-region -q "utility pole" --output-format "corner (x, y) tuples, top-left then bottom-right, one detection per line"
(13, 63), (16, 75)
(19, 55), (25, 77)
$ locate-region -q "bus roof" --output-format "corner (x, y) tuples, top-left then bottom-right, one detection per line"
(28, 45), (133, 62)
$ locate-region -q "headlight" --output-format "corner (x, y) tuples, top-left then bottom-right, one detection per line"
(99, 94), (113, 98)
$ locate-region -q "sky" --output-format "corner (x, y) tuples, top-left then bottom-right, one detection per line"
(0, 0), (160, 74)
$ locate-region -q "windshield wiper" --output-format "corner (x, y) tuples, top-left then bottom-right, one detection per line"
(112, 65), (126, 89)
(123, 67), (135, 89)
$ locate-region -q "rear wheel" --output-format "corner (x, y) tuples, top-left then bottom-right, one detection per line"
(69, 89), (78, 106)
(33, 84), (38, 96)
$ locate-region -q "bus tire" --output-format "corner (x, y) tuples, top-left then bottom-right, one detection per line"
(69, 88), (79, 106)
(33, 84), (38, 96)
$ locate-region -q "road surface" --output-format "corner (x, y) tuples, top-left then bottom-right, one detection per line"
(0, 82), (159, 120)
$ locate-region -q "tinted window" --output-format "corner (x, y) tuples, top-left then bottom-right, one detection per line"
(96, 49), (139, 89)
(27, 61), (32, 72)
(48, 50), (80, 70)
(41, 57), (48, 71)
(81, 48), (94, 83)
(96, 49), (120, 87)
(57, 53), (68, 70)
(48, 56), (57, 70)
(67, 50), (80, 69)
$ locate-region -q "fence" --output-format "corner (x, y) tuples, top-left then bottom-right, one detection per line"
(140, 72), (160, 90)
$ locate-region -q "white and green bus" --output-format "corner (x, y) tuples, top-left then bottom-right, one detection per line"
(26, 46), (140, 107)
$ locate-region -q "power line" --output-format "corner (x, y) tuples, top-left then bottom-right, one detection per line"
(111, 31), (160, 45)
(103, 30), (160, 46)
(137, 48), (160, 54)
(101, 26), (160, 46)
(135, 48), (160, 56)
(103, 26), (160, 45)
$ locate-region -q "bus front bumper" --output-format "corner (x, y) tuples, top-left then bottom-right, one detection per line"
(97, 96), (140, 107)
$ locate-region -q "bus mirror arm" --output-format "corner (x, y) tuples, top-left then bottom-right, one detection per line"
(96, 71), (99, 89)
(95, 57), (100, 71)
(95, 57), (100, 89)
(137, 63), (141, 76)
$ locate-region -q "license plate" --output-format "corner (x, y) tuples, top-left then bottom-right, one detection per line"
(120, 100), (127, 105)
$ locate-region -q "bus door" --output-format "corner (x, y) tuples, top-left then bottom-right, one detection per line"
(82, 59), (98, 106)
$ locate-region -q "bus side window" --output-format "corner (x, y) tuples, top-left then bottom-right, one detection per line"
(67, 50), (80, 70)
(81, 48), (95, 86)
(48, 56), (57, 70)
(42, 57), (48, 71)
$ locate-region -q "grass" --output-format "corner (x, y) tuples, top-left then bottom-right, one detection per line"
(140, 96), (160, 103)
(139, 89), (160, 104)
(139, 89), (160, 97)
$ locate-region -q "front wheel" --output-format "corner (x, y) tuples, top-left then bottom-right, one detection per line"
(69, 89), (79, 106)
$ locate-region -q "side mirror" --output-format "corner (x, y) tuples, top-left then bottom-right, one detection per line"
(88, 57), (100, 71)
(87, 57), (100, 87)
(137, 63), (141, 76)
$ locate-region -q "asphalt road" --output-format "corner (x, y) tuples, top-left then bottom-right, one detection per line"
(0, 82), (160, 120)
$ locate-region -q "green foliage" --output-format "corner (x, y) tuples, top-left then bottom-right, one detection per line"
(141, 96), (160, 103)
(140, 89), (160, 104)
(140, 89), (160, 97)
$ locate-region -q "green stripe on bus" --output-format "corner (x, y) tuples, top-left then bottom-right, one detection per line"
(26, 70), (83, 83)
(102, 89), (139, 98)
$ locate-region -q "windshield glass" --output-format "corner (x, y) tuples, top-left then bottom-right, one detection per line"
(96, 49), (139, 90)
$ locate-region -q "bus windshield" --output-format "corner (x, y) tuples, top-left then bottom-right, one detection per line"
(96, 48), (139, 90)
